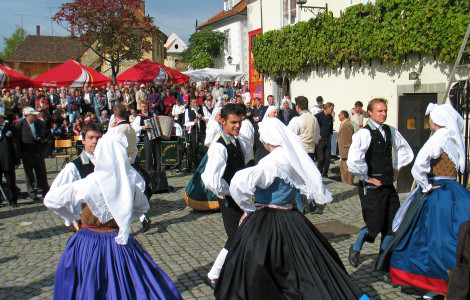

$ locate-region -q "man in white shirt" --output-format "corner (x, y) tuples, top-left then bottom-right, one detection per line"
(310, 96), (324, 115)
(135, 84), (148, 112)
(201, 103), (246, 287)
(50, 122), (103, 231)
(349, 101), (369, 133)
(346, 98), (414, 268)
(211, 82), (224, 107)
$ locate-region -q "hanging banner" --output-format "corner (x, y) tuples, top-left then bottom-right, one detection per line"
(249, 28), (264, 104)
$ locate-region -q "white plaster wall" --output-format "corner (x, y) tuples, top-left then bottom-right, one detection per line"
(212, 17), (248, 76)
(282, 54), (455, 130)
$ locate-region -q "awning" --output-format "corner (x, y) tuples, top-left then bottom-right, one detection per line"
(0, 65), (34, 88)
(33, 60), (111, 88)
(182, 67), (245, 82)
(116, 59), (190, 85)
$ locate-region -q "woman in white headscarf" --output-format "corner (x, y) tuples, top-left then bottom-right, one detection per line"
(253, 105), (280, 164)
(378, 103), (470, 297)
(215, 118), (368, 300)
(44, 131), (182, 299)
(204, 107), (222, 147)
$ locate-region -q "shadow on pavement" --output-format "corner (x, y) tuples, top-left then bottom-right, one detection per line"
(0, 273), (55, 298)
(175, 263), (212, 294)
(0, 204), (47, 220)
(0, 255), (19, 264)
(17, 225), (70, 240)
(147, 209), (219, 235)
(348, 257), (382, 299)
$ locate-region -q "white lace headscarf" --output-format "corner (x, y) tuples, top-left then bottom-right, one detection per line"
(258, 118), (332, 204)
(262, 105), (280, 121)
(426, 103), (465, 171)
(281, 97), (293, 110)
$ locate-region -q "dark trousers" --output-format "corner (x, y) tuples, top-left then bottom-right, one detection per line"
(316, 138), (331, 176)
(218, 196), (244, 250)
(143, 136), (161, 173)
(0, 169), (18, 204)
(358, 182), (400, 243)
(189, 129), (205, 169)
(22, 151), (49, 197)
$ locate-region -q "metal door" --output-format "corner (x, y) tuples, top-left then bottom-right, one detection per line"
(397, 94), (436, 193)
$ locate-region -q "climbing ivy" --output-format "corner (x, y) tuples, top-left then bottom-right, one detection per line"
(251, 0), (470, 77)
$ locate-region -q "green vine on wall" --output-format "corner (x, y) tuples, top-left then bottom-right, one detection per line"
(251, 0), (470, 77)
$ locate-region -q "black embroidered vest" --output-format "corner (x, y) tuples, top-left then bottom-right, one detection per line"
(217, 135), (245, 185)
(72, 152), (95, 179)
(364, 124), (394, 186)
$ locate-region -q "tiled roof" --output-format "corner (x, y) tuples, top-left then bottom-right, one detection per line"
(4, 35), (88, 64)
(198, 0), (247, 28)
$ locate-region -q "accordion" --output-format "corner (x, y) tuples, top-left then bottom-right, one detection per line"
(144, 116), (174, 140)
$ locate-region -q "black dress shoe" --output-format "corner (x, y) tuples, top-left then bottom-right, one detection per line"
(142, 217), (151, 232)
(9, 203), (19, 207)
(313, 205), (325, 215)
(348, 245), (360, 267)
(308, 202), (318, 213)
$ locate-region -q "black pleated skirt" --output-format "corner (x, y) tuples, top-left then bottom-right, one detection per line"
(215, 208), (367, 300)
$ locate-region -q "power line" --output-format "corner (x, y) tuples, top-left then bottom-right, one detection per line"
(152, 18), (194, 31)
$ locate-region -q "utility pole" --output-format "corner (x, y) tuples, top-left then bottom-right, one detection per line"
(195, 19), (198, 33)
(14, 13), (25, 39)
(47, 7), (56, 36)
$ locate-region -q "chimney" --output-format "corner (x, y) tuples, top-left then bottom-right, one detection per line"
(36, 25), (40, 36)
(71, 27), (75, 37)
(140, 0), (145, 15)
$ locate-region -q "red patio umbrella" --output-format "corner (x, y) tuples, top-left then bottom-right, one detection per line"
(116, 59), (190, 85)
(0, 65), (34, 88)
(33, 60), (111, 88)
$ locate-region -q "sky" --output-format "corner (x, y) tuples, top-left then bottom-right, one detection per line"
(0, 0), (222, 51)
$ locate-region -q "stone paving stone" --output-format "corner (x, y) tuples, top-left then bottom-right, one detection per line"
(0, 157), (428, 299)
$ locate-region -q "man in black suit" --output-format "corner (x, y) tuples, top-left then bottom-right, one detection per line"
(0, 107), (20, 206)
(16, 107), (50, 201)
(184, 97), (206, 171)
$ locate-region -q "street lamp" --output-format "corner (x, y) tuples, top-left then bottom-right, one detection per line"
(227, 56), (233, 64)
(296, 0), (328, 17)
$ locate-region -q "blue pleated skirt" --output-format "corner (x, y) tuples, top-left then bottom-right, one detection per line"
(390, 180), (470, 293)
(53, 228), (182, 300)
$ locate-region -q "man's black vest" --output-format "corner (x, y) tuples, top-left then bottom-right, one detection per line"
(187, 106), (206, 132)
(138, 113), (151, 135)
(364, 124), (394, 186)
(217, 135), (245, 185)
(72, 152), (95, 179)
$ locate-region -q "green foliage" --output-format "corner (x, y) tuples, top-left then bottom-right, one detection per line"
(181, 27), (226, 69)
(0, 26), (28, 62)
(251, 0), (470, 77)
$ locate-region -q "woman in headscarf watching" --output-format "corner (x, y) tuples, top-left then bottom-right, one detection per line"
(44, 131), (182, 300)
(379, 103), (470, 299)
(279, 96), (298, 125)
(204, 107), (222, 147)
(215, 118), (368, 300)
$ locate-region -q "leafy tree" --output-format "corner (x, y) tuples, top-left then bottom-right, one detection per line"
(0, 27), (28, 62)
(181, 27), (226, 69)
(53, 0), (159, 83)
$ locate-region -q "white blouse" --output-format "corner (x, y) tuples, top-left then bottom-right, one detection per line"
(411, 128), (459, 193)
(238, 119), (254, 164)
(347, 120), (414, 181)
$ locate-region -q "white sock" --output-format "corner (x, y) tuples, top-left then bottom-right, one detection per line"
(139, 214), (146, 222)
(207, 248), (228, 280)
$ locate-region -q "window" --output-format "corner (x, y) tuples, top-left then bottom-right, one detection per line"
(349, 0), (376, 6)
(224, 29), (231, 54)
(282, 0), (297, 26)
(224, 0), (233, 12)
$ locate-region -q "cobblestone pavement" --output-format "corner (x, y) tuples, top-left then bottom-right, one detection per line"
(0, 157), (426, 299)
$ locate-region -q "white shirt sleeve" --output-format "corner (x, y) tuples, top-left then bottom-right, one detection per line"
(50, 162), (81, 189)
(131, 116), (142, 136)
(202, 106), (211, 121)
(347, 129), (371, 181)
(238, 120), (254, 164)
(229, 166), (277, 213)
(201, 143), (230, 196)
(411, 138), (443, 193)
(44, 183), (84, 226)
(287, 116), (302, 135)
(390, 126), (414, 171)
(184, 109), (190, 124)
